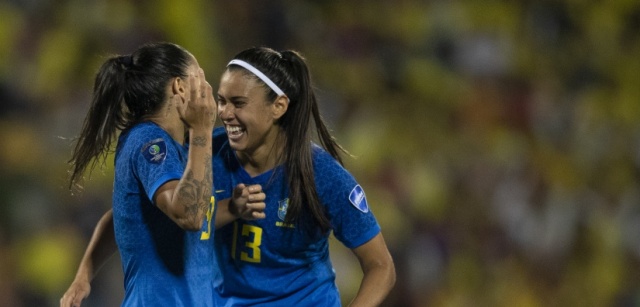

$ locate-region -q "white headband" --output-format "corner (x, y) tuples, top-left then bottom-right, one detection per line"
(227, 59), (285, 96)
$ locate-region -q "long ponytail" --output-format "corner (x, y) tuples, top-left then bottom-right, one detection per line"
(68, 42), (192, 190)
(68, 56), (129, 189)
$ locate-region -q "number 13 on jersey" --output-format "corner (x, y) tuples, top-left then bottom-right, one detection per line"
(231, 221), (262, 263)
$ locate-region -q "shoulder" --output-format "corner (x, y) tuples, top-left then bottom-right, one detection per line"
(312, 144), (357, 191)
(213, 126), (227, 140)
(117, 122), (177, 161)
(312, 144), (345, 173)
(122, 122), (170, 146)
(213, 126), (228, 154)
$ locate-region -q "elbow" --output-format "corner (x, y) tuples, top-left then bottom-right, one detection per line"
(384, 257), (397, 289)
(176, 218), (204, 231)
(364, 256), (396, 290)
(388, 261), (397, 289)
(376, 254), (397, 290)
(167, 202), (207, 231)
(169, 209), (205, 231)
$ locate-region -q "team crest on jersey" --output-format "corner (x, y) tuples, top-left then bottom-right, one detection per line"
(349, 184), (369, 213)
(141, 138), (167, 164)
(277, 199), (289, 221)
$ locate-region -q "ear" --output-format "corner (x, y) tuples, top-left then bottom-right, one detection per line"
(170, 77), (188, 116)
(271, 96), (289, 120)
(172, 76), (187, 99)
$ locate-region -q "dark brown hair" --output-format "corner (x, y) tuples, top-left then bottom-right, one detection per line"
(68, 42), (192, 189)
(228, 46), (348, 233)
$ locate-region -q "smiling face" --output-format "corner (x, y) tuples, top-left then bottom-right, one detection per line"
(216, 69), (287, 163)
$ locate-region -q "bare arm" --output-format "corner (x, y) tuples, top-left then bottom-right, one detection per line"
(348, 233), (396, 307)
(154, 69), (216, 231)
(60, 209), (117, 307)
(153, 132), (212, 231)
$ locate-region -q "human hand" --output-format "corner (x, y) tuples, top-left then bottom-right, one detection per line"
(229, 184), (266, 220)
(177, 68), (216, 131)
(59, 278), (91, 307)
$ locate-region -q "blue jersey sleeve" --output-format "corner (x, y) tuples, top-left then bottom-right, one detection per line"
(128, 126), (186, 202)
(313, 146), (381, 249)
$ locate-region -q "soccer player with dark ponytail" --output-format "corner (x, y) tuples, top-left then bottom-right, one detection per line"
(61, 42), (266, 307)
(212, 46), (396, 306)
(65, 41), (217, 306)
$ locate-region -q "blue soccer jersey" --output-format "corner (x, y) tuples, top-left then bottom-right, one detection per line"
(211, 127), (380, 306)
(112, 122), (215, 307)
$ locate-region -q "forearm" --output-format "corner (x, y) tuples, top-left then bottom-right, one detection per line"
(214, 198), (238, 229)
(74, 209), (117, 282)
(170, 128), (213, 230)
(348, 262), (396, 307)
(349, 234), (396, 307)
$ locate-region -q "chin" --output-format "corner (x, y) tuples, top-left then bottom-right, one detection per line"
(228, 140), (244, 152)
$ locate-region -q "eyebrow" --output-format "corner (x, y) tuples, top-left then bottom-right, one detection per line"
(216, 93), (247, 100)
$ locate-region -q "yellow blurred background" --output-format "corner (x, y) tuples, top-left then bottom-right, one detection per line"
(1, 1), (639, 306)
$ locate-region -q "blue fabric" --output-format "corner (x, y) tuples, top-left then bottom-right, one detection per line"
(211, 127), (380, 306)
(113, 122), (215, 307)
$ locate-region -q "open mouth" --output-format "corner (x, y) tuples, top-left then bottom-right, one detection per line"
(226, 125), (245, 140)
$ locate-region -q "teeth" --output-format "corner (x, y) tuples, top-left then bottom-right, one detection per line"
(226, 126), (244, 133)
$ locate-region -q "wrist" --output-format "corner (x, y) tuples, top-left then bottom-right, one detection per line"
(189, 127), (213, 138)
(228, 198), (240, 219)
(74, 268), (92, 283)
(188, 131), (212, 147)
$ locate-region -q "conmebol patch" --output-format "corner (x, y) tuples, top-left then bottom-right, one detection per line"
(348, 184), (369, 213)
(141, 138), (167, 164)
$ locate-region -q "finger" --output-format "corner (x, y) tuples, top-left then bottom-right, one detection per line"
(248, 192), (266, 202)
(204, 81), (215, 111)
(199, 69), (207, 98)
(205, 81), (214, 101)
(72, 295), (84, 307)
(234, 183), (247, 193)
(252, 211), (266, 219)
(247, 184), (262, 193)
(60, 294), (73, 307)
(189, 73), (198, 104)
(61, 290), (73, 305)
(247, 202), (266, 211)
(233, 183), (247, 198)
(203, 81), (211, 100)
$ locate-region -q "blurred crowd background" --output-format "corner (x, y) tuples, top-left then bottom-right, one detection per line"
(1, 0), (639, 306)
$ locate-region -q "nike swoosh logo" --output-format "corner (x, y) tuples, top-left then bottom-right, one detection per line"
(215, 190), (225, 193)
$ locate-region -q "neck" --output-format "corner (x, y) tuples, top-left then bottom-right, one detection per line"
(145, 113), (186, 145)
(236, 130), (284, 177)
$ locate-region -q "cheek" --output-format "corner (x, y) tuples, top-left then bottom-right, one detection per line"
(243, 105), (269, 123)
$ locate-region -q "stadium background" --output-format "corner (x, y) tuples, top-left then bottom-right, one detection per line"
(1, 1), (639, 306)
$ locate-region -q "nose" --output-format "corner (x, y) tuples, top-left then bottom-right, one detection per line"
(218, 103), (234, 122)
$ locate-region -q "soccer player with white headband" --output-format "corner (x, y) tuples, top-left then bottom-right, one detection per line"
(212, 46), (396, 306)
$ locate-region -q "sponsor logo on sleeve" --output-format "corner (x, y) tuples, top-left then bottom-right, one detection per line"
(141, 138), (167, 164)
(349, 184), (369, 213)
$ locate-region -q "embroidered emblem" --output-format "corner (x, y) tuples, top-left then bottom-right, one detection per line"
(349, 185), (369, 213)
(277, 199), (289, 221)
(141, 138), (167, 164)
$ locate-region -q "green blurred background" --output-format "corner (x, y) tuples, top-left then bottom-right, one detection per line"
(1, 0), (640, 306)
